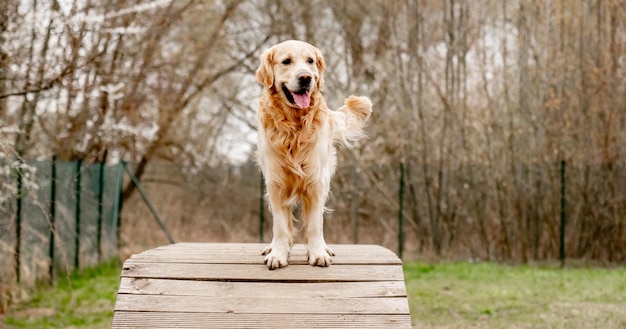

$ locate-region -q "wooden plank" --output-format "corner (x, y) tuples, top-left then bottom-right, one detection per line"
(112, 312), (411, 329)
(137, 244), (400, 261)
(114, 294), (410, 314)
(137, 250), (397, 259)
(121, 262), (405, 282)
(142, 244), (400, 263)
(127, 252), (400, 265)
(135, 245), (398, 257)
(118, 277), (407, 298)
(140, 244), (397, 255)
(158, 243), (394, 254)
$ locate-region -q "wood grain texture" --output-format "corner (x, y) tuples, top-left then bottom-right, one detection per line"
(112, 243), (411, 328)
(121, 263), (404, 282)
(112, 312), (411, 329)
(118, 278), (407, 298)
(114, 295), (409, 314)
(128, 243), (402, 265)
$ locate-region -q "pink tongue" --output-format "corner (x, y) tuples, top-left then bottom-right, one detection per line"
(293, 92), (310, 109)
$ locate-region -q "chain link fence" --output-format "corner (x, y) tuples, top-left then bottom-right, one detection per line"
(1, 158), (123, 309)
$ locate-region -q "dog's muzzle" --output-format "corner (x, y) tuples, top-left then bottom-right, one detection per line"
(283, 71), (313, 109)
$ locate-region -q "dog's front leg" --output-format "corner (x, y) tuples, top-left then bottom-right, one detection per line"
(303, 197), (334, 267)
(261, 187), (292, 270)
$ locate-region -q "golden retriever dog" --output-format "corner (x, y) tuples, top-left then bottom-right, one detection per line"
(255, 40), (372, 270)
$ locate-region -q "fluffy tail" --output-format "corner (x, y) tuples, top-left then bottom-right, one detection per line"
(331, 95), (372, 146)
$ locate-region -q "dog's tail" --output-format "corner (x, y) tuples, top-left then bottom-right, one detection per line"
(331, 95), (372, 147)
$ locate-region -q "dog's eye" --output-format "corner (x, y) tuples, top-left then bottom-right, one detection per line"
(307, 58), (314, 64)
(281, 58), (291, 65)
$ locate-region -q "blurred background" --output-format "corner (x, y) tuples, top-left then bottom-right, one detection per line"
(1, 0), (625, 309)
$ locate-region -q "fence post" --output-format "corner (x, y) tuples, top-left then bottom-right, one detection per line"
(49, 155), (57, 282)
(111, 162), (124, 254)
(560, 160), (566, 268)
(15, 159), (23, 283)
(398, 162), (405, 259)
(259, 174), (265, 243)
(74, 159), (82, 270)
(96, 161), (105, 262)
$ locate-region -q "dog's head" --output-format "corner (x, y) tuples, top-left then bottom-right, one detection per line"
(256, 40), (325, 109)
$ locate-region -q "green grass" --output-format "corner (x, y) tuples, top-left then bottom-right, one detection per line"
(404, 261), (626, 328)
(3, 259), (121, 329)
(3, 260), (625, 329)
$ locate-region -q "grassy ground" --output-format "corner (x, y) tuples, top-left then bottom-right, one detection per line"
(2, 260), (121, 329)
(404, 261), (626, 328)
(2, 260), (625, 328)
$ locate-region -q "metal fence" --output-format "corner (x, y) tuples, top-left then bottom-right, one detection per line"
(123, 159), (625, 264)
(0, 158), (123, 293)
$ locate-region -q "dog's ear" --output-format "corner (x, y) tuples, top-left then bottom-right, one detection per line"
(314, 47), (325, 91)
(256, 49), (274, 89)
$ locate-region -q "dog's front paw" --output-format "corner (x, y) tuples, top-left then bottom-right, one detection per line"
(307, 245), (334, 267)
(262, 245), (289, 270)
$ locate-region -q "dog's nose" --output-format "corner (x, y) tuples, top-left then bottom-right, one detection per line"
(298, 72), (312, 86)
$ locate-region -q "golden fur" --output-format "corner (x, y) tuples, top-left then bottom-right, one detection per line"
(256, 40), (372, 269)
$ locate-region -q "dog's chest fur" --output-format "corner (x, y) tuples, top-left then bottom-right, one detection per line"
(258, 90), (332, 199)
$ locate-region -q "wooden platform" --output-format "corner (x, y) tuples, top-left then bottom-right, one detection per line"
(112, 243), (411, 328)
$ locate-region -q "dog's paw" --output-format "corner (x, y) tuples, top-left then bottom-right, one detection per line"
(307, 245), (334, 267)
(262, 245), (289, 270)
